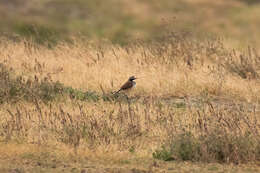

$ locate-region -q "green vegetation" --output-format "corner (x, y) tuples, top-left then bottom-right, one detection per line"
(153, 146), (174, 161)
(1, 0), (260, 46)
(0, 63), (64, 103)
(154, 131), (260, 163)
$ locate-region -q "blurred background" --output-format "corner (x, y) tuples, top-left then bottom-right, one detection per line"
(0, 0), (259, 47)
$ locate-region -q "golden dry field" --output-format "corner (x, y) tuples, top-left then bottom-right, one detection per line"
(0, 0), (260, 172)
(1, 35), (260, 172)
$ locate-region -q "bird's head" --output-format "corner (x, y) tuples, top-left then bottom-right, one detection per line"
(129, 76), (137, 81)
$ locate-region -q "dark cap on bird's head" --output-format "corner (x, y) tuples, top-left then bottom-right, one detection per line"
(129, 76), (137, 81)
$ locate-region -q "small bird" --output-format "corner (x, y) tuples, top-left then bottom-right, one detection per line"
(115, 76), (137, 94)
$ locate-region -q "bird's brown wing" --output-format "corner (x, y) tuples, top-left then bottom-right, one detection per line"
(120, 81), (133, 90)
(115, 80), (133, 94)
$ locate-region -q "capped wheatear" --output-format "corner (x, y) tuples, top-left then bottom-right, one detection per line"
(115, 76), (137, 94)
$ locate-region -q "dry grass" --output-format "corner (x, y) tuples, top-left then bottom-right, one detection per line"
(1, 36), (260, 101)
(0, 35), (260, 172)
(0, 143), (259, 173)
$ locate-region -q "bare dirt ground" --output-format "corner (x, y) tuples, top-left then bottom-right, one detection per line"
(0, 150), (259, 173)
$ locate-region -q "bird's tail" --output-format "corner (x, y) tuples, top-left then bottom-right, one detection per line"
(114, 89), (121, 94)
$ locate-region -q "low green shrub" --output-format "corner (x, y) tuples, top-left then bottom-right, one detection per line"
(14, 23), (61, 47)
(0, 63), (64, 103)
(153, 131), (260, 163)
(152, 145), (174, 161)
(171, 132), (201, 161)
(65, 87), (99, 102)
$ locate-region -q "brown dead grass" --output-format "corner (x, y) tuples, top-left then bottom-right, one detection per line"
(0, 37), (260, 102)
(0, 36), (260, 171)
